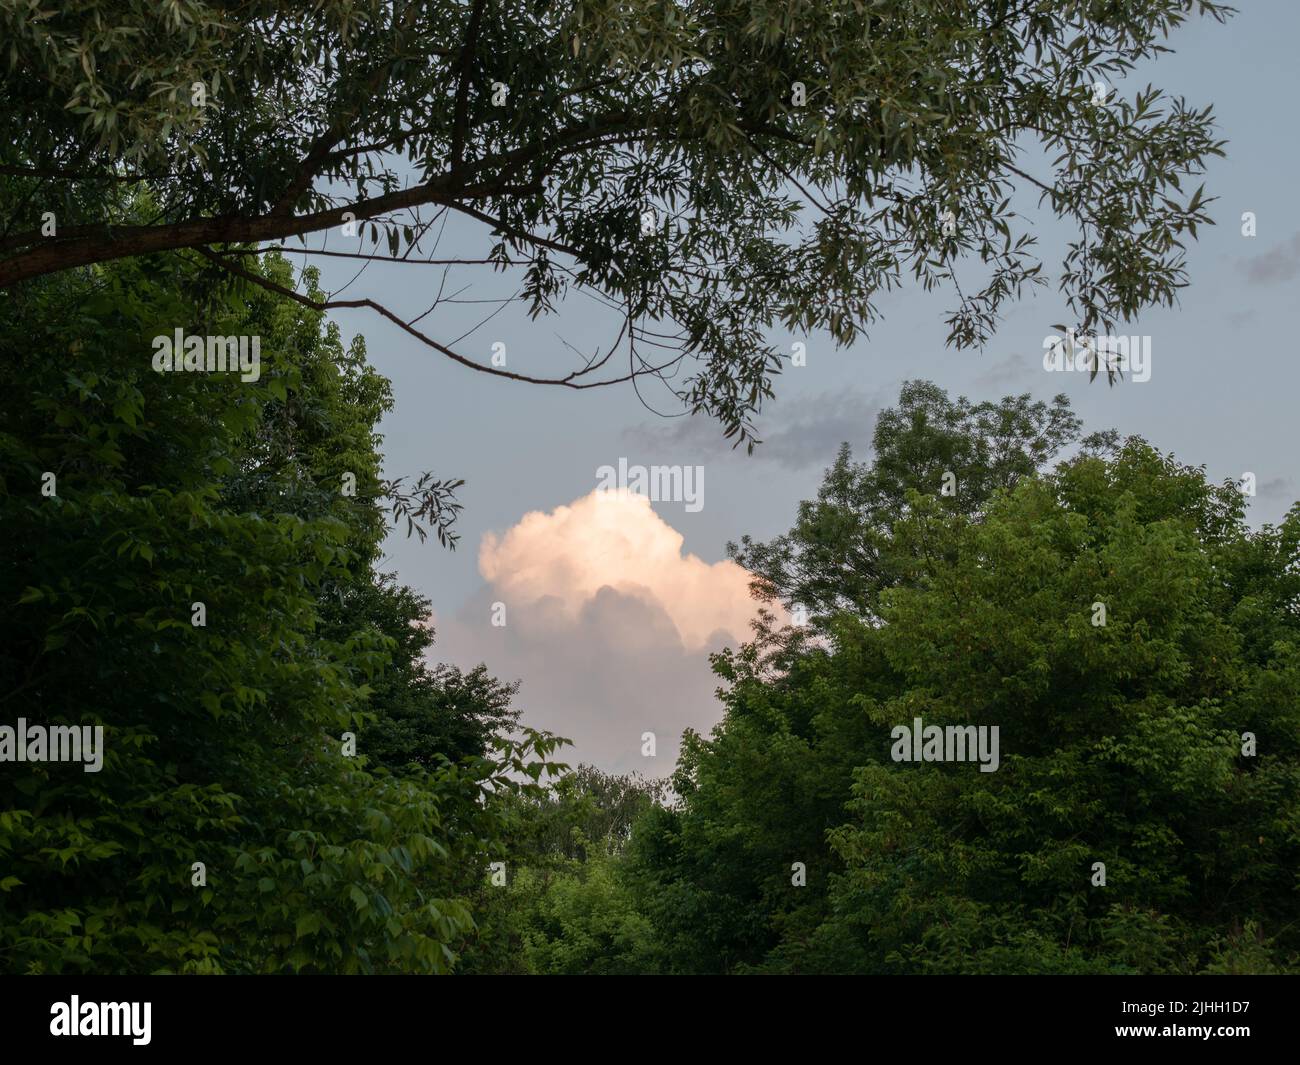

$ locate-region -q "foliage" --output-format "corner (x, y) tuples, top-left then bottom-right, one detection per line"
(730, 380), (1094, 620)
(456, 766), (665, 974)
(0, 245), (555, 973)
(1, 0), (1232, 446)
(620, 384), (1300, 974)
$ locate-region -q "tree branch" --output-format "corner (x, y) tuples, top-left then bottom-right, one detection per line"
(450, 0), (489, 177)
(0, 112), (654, 286)
(196, 246), (666, 390)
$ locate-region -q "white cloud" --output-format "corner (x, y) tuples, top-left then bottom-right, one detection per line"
(478, 489), (757, 651)
(432, 490), (771, 773)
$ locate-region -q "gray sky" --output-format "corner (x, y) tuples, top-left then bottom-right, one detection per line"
(299, 1), (1300, 774)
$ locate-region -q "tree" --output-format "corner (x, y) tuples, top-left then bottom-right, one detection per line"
(625, 382), (1098, 972)
(1, 0), (1229, 445)
(811, 442), (1300, 974)
(0, 243), (559, 973)
(731, 380), (1099, 622)
(626, 384), (1300, 974)
(349, 578), (525, 770)
(456, 765), (666, 973)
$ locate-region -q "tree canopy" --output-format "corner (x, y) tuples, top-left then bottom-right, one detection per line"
(0, 243), (560, 973)
(1, 0), (1230, 444)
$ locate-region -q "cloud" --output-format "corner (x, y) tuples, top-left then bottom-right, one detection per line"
(479, 490), (757, 650)
(1256, 476), (1295, 502)
(1243, 232), (1300, 286)
(623, 388), (882, 471)
(432, 490), (771, 773)
(975, 353), (1036, 389)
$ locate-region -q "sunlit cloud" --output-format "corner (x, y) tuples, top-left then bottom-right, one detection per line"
(478, 488), (758, 651)
(432, 489), (772, 772)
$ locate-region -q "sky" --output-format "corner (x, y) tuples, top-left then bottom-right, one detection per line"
(294, 1), (1300, 775)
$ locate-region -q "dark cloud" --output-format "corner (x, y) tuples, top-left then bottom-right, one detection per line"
(1257, 476), (1295, 502)
(1244, 232), (1300, 286)
(975, 353), (1038, 389)
(624, 388), (882, 470)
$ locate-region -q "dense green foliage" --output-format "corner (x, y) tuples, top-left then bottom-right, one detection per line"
(327, 577), (522, 773)
(458, 767), (665, 975)
(0, 247), (558, 973)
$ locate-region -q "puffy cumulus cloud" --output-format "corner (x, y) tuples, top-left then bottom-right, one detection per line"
(431, 489), (773, 773)
(478, 489), (758, 651)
